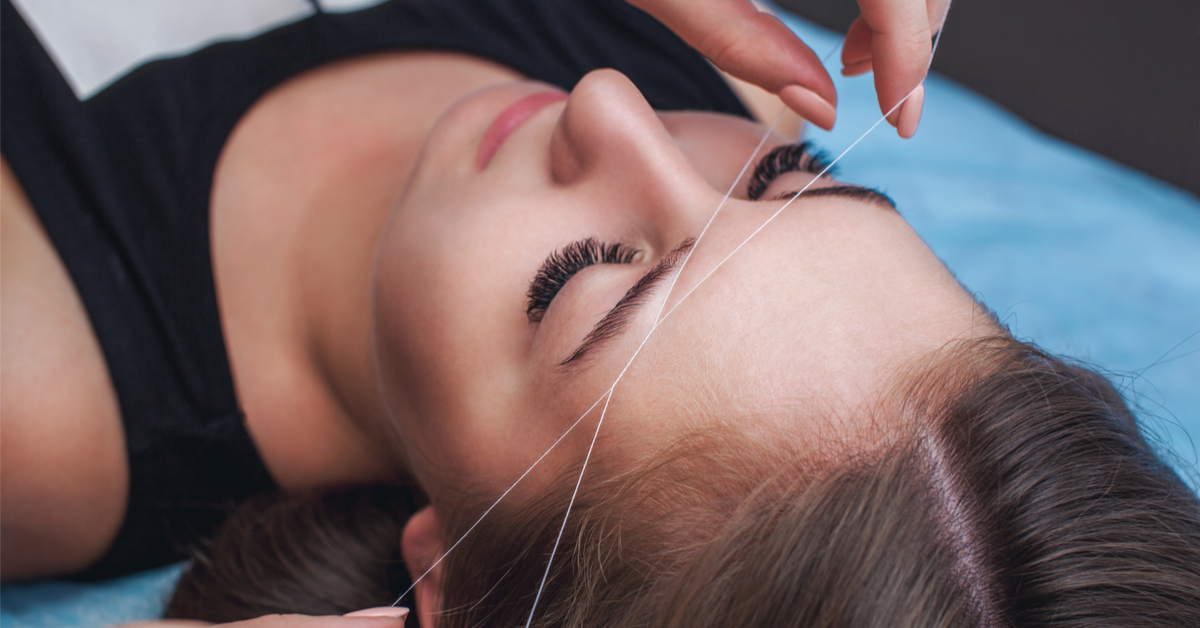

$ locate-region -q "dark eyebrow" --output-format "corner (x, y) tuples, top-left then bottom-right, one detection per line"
(777, 184), (897, 212)
(559, 238), (695, 368)
(558, 184), (894, 369)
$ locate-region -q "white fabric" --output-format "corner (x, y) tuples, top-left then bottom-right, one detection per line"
(11, 0), (389, 98)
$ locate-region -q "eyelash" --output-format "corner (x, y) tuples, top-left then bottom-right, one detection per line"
(526, 237), (640, 323)
(746, 141), (834, 201)
(524, 143), (830, 322)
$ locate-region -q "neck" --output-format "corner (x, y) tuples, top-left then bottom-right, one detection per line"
(297, 53), (528, 483)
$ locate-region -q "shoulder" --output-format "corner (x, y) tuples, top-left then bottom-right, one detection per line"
(1, 157), (130, 581)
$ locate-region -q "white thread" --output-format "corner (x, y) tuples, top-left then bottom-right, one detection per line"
(524, 252), (678, 625)
(394, 103), (784, 614)
(820, 37), (844, 64)
(651, 109), (784, 327)
(524, 110), (786, 624)
(523, 4), (954, 619)
(526, 386), (615, 625)
(401, 2), (955, 616)
(655, 109), (894, 327)
(650, 8), (844, 327)
(391, 391), (610, 605)
(525, 39), (847, 626)
(656, 0), (951, 326)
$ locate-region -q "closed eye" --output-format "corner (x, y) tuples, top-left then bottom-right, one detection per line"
(746, 141), (834, 201)
(526, 238), (640, 323)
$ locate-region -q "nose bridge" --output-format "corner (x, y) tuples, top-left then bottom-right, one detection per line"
(550, 70), (713, 236)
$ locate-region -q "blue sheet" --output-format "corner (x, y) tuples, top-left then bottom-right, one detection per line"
(0, 564), (183, 627)
(781, 12), (1199, 491)
(4, 10), (1197, 627)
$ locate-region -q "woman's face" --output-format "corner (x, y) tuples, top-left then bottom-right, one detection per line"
(373, 69), (983, 504)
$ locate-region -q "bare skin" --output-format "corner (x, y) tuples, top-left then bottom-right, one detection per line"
(1, 158), (129, 578)
(1, 0), (942, 589)
(0, 51), (517, 580)
(0, 49), (790, 581)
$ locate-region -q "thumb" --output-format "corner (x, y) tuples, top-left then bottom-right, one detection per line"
(849, 0), (950, 133)
(628, 0), (837, 130)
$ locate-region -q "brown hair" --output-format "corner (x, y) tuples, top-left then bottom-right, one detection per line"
(433, 335), (1200, 627)
(165, 485), (423, 620)
(168, 336), (1200, 626)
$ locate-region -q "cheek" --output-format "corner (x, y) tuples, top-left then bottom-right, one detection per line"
(373, 208), (549, 472)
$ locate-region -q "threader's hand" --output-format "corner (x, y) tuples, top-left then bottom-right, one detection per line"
(628, 0), (949, 138)
(628, 0), (837, 131)
(843, 0), (950, 137)
(121, 607), (408, 628)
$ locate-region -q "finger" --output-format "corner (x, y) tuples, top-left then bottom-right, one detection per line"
(332, 618), (404, 628)
(844, 2), (951, 73)
(779, 85), (836, 131)
(841, 16), (873, 67)
(225, 614), (406, 627)
(855, 0), (934, 123)
(927, 0), (952, 34)
(896, 82), (923, 138)
(628, 0), (837, 128)
(344, 608), (410, 620)
(840, 17), (873, 76)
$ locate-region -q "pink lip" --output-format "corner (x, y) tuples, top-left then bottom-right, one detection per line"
(475, 90), (568, 170)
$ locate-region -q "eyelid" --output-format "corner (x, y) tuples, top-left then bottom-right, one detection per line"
(526, 238), (639, 323)
(559, 238), (696, 367)
(746, 141), (834, 201)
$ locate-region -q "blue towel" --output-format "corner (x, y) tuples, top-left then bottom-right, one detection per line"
(4, 9), (1197, 627)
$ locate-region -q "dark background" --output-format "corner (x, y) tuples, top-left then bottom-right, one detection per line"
(775, 0), (1200, 196)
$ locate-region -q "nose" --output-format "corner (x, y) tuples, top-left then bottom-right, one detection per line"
(549, 70), (709, 218)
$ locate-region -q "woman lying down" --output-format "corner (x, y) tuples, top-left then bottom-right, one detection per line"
(2, 0), (1198, 626)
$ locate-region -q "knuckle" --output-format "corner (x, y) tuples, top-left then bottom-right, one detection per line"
(699, 30), (745, 67)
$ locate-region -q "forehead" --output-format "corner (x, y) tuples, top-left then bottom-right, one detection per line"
(603, 194), (981, 449)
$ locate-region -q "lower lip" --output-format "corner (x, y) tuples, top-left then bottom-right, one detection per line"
(475, 91), (568, 170)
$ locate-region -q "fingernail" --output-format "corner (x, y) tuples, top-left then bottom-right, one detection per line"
(840, 59), (872, 77)
(344, 607), (410, 619)
(841, 43), (871, 67)
(896, 84), (924, 139)
(779, 85), (836, 132)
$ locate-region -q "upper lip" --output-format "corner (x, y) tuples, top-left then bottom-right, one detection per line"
(475, 89), (568, 170)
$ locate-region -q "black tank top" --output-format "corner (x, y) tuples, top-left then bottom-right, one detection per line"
(1, 0), (750, 579)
